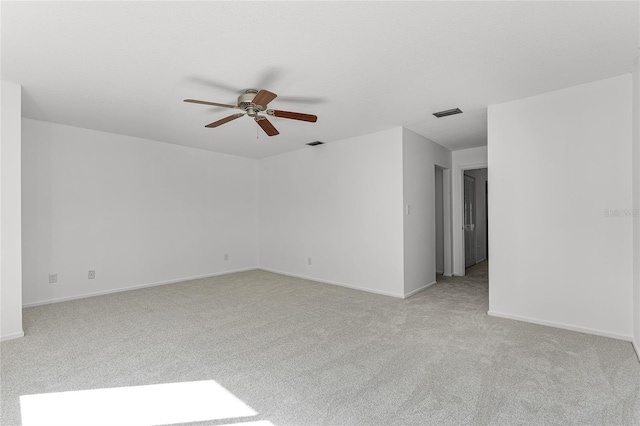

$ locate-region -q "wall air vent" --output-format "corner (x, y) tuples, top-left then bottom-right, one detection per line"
(307, 141), (324, 146)
(433, 108), (463, 118)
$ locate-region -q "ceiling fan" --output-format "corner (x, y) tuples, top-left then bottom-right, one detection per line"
(184, 89), (317, 136)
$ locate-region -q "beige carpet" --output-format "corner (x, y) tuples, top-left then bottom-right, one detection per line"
(2, 263), (639, 425)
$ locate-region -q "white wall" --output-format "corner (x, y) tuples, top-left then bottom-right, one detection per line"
(1, 81), (24, 341)
(258, 128), (405, 297)
(22, 119), (258, 306)
(633, 51), (640, 354)
(463, 168), (488, 263)
(452, 146), (488, 276)
(402, 128), (451, 296)
(488, 75), (633, 340)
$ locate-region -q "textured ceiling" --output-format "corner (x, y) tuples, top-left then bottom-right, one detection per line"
(2, 1), (638, 158)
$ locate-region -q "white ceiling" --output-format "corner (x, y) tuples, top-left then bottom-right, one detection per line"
(2, 1), (638, 158)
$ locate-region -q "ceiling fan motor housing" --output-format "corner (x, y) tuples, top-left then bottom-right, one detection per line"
(238, 89), (264, 117)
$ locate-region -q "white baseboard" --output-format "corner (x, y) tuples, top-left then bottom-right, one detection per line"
(23, 268), (257, 308)
(476, 258), (487, 264)
(258, 268), (405, 299)
(487, 310), (632, 342)
(436, 270), (444, 275)
(1, 331), (25, 342)
(404, 281), (437, 298)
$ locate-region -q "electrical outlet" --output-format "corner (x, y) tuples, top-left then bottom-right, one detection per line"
(88, 270), (95, 279)
(49, 273), (57, 283)
(224, 253), (229, 261)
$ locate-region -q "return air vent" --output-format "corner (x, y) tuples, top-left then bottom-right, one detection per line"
(433, 108), (463, 118)
(307, 141), (324, 146)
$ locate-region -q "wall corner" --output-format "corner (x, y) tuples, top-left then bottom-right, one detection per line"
(1, 80), (25, 340)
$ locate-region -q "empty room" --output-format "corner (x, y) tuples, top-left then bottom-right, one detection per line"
(2, 1), (640, 425)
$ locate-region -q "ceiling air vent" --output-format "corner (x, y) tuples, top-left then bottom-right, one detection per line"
(307, 141), (324, 146)
(433, 108), (463, 118)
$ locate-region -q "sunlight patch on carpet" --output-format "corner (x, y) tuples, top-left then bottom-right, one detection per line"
(20, 380), (258, 426)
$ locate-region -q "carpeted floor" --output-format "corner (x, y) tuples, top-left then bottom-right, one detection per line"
(1, 262), (639, 425)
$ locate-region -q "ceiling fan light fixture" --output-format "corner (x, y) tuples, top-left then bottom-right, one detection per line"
(433, 108), (463, 118)
(307, 141), (324, 146)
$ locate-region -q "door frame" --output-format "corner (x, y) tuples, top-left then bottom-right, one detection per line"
(453, 162), (487, 276)
(434, 165), (453, 277)
(463, 173), (477, 268)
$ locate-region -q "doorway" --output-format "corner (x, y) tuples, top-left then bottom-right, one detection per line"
(463, 168), (488, 270)
(464, 174), (476, 268)
(435, 166), (445, 275)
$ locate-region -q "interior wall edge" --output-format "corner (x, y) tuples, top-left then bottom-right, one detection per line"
(632, 39), (640, 361)
(404, 281), (437, 298)
(258, 268), (405, 299)
(0, 332), (25, 342)
(488, 310), (633, 342)
(1, 80), (24, 340)
(22, 267), (258, 309)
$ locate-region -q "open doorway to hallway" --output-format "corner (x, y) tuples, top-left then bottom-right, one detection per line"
(435, 166), (445, 276)
(463, 168), (488, 271)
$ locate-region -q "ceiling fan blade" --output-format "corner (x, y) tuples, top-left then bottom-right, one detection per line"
(268, 109), (317, 123)
(205, 113), (245, 128)
(252, 90), (277, 108)
(254, 68), (282, 91)
(184, 99), (239, 109)
(255, 116), (279, 136)
(186, 76), (241, 94)
(276, 95), (325, 104)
